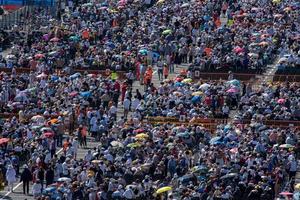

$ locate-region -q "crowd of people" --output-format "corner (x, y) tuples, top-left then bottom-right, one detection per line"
(0, 0), (299, 200)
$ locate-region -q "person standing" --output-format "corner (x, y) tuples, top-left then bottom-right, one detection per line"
(163, 63), (169, 79)
(45, 167), (54, 187)
(20, 165), (32, 195)
(157, 59), (163, 81)
(6, 165), (16, 192)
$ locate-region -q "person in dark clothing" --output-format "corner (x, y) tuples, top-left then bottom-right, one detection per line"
(37, 167), (45, 192)
(20, 165), (32, 195)
(45, 167), (55, 186)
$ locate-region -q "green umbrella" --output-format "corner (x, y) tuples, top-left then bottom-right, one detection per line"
(31, 125), (42, 130)
(162, 29), (172, 35)
(69, 35), (80, 41)
(127, 143), (142, 148)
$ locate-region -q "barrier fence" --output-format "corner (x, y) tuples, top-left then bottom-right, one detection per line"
(193, 71), (300, 82)
(145, 116), (300, 132)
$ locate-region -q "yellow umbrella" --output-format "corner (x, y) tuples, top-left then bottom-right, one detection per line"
(91, 160), (101, 164)
(182, 78), (192, 83)
(156, 0), (165, 4)
(127, 143), (142, 148)
(135, 133), (149, 139)
(156, 186), (172, 194)
(192, 91), (203, 96)
(272, 0), (280, 3)
(295, 183), (300, 190)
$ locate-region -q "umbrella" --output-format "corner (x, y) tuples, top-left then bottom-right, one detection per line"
(283, 7), (292, 12)
(199, 83), (210, 90)
(48, 118), (58, 124)
(162, 29), (172, 35)
(50, 37), (59, 42)
(31, 125), (42, 130)
(139, 49), (148, 55)
(69, 91), (78, 97)
(135, 133), (149, 139)
(127, 143), (142, 148)
(0, 138), (9, 145)
(230, 148), (238, 154)
(210, 136), (222, 145)
(70, 73), (81, 79)
(69, 35), (80, 41)
(191, 165), (208, 173)
(41, 127), (52, 132)
(295, 183), (300, 190)
(80, 91), (92, 98)
(5, 54), (16, 59)
(259, 41), (268, 46)
(110, 141), (124, 148)
(31, 115), (45, 121)
(226, 88), (238, 93)
(36, 73), (48, 78)
(220, 173), (238, 180)
(156, 186), (172, 194)
(279, 144), (294, 149)
(44, 186), (57, 193)
(277, 98), (285, 104)
(182, 78), (192, 83)
(173, 91), (182, 96)
(91, 160), (101, 164)
(192, 91), (203, 96)
(233, 46), (244, 54)
(274, 14), (283, 18)
(57, 177), (71, 182)
(176, 132), (189, 138)
(43, 132), (54, 138)
(279, 192), (293, 196)
(191, 96), (201, 103)
(227, 79), (240, 86)
(278, 57), (288, 63)
(156, 0), (165, 4)
(174, 82), (183, 87)
(181, 3), (189, 8)
(35, 53), (45, 59)
(134, 129), (144, 133)
(272, 0), (281, 3)
(248, 53), (259, 58)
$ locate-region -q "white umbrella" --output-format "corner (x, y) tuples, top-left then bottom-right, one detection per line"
(57, 177), (71, 182)
(36, 73), (48, 79)
(278, 57), (288, 64)
(199, 83), (210, 90)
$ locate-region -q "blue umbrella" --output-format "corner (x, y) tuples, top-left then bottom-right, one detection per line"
(106, 41), (116, 49)
(51, 75), (59, 81)
(176, 132), (189, 138)
(191, 96), (201, 103)
(80, 91), (92, 98)
(174, 82), (184, 87)
(210, 136), (222, 145)
(152, 52), (160, 59)
(44, 186), (57, 193)
(69, 73), (81, 80)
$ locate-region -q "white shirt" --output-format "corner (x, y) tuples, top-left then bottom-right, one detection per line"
(123, 189), (134, 199)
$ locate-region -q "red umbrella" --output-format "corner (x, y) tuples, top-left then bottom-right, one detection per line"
(35, 53), (45, 59)
(44, 132), (54, 138)
(69, 91), (78, 97)
(175, 77), (183, 82)
(50, 37), (60, 42)
(0, 138), (10, 145)
(134, 129), (144, 133)
(233, 46), (244, 54)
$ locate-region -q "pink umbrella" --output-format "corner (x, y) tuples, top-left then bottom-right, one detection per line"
(227, 88), (238, 93)
(36, 73), (48, 78)
(279, 192), (293, 196)
(69, 91), (78, 97)
(50, 37), (60, 42)
(35, 53), (45, 59)
(230, 148), (238, 154)
(233, 46), (244, 54)
(277, 98), (285, 104)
